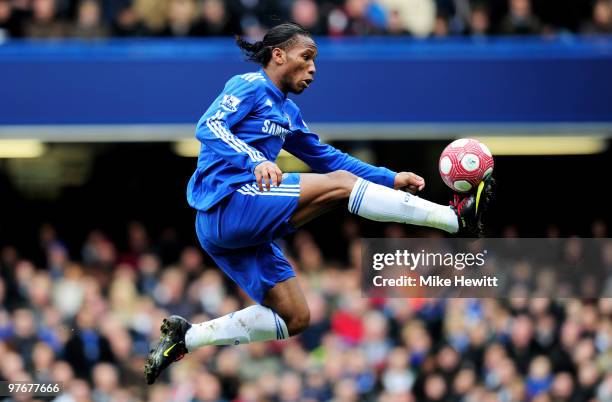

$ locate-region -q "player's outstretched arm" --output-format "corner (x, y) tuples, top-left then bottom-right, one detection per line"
(283, 129), (399, 189)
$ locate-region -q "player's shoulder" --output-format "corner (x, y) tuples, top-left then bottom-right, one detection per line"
(236, 71), (266, 84)
(225, 71), (267, 93)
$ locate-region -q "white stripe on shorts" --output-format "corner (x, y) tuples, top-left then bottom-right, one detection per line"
(238, 184), (300, 197)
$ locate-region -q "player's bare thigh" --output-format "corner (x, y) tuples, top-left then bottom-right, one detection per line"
(289, 171), (358, 227)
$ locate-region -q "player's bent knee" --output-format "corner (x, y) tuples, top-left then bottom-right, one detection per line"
(326, 170), (358, 199)
(326, 169), (358, 185)
(286, 306), (310, 336)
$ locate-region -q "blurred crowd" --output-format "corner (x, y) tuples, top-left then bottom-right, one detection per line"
(1, 0), (612, 40)
(0, 219), (611, 402)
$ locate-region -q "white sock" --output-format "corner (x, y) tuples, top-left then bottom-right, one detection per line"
(184, 305), (288, 351)
(348, 178), (459, 234)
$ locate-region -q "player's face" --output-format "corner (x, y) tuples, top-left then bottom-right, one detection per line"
(281, 36), (317, 94)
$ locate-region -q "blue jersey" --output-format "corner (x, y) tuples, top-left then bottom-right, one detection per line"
(187, 69), (397, 212)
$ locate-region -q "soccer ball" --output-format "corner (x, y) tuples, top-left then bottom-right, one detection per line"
(439, 138), (494, 192)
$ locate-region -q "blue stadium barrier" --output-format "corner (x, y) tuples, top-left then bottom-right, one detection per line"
(0, 36), (611, 138)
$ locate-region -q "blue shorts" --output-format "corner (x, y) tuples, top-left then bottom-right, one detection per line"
(195, 173), (301, 303)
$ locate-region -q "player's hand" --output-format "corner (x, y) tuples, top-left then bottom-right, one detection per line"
(394, 172), (425, 194)
(254, 161), (283, 192)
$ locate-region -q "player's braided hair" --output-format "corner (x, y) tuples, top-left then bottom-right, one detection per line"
(235, 23), (311, 67)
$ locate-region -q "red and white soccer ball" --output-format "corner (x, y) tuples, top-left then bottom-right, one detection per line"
(439, 138), (494, 193)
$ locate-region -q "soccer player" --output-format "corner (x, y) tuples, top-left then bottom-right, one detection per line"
(145, 23), (494, 384)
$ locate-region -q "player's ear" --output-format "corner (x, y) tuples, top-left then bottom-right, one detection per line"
(271, 47), (286, 65)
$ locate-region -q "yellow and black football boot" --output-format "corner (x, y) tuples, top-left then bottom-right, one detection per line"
(450, 177), (496, 237)
(144, 315), (191, 385)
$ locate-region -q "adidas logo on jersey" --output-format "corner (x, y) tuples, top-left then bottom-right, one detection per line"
(240, 72), (265, 83)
